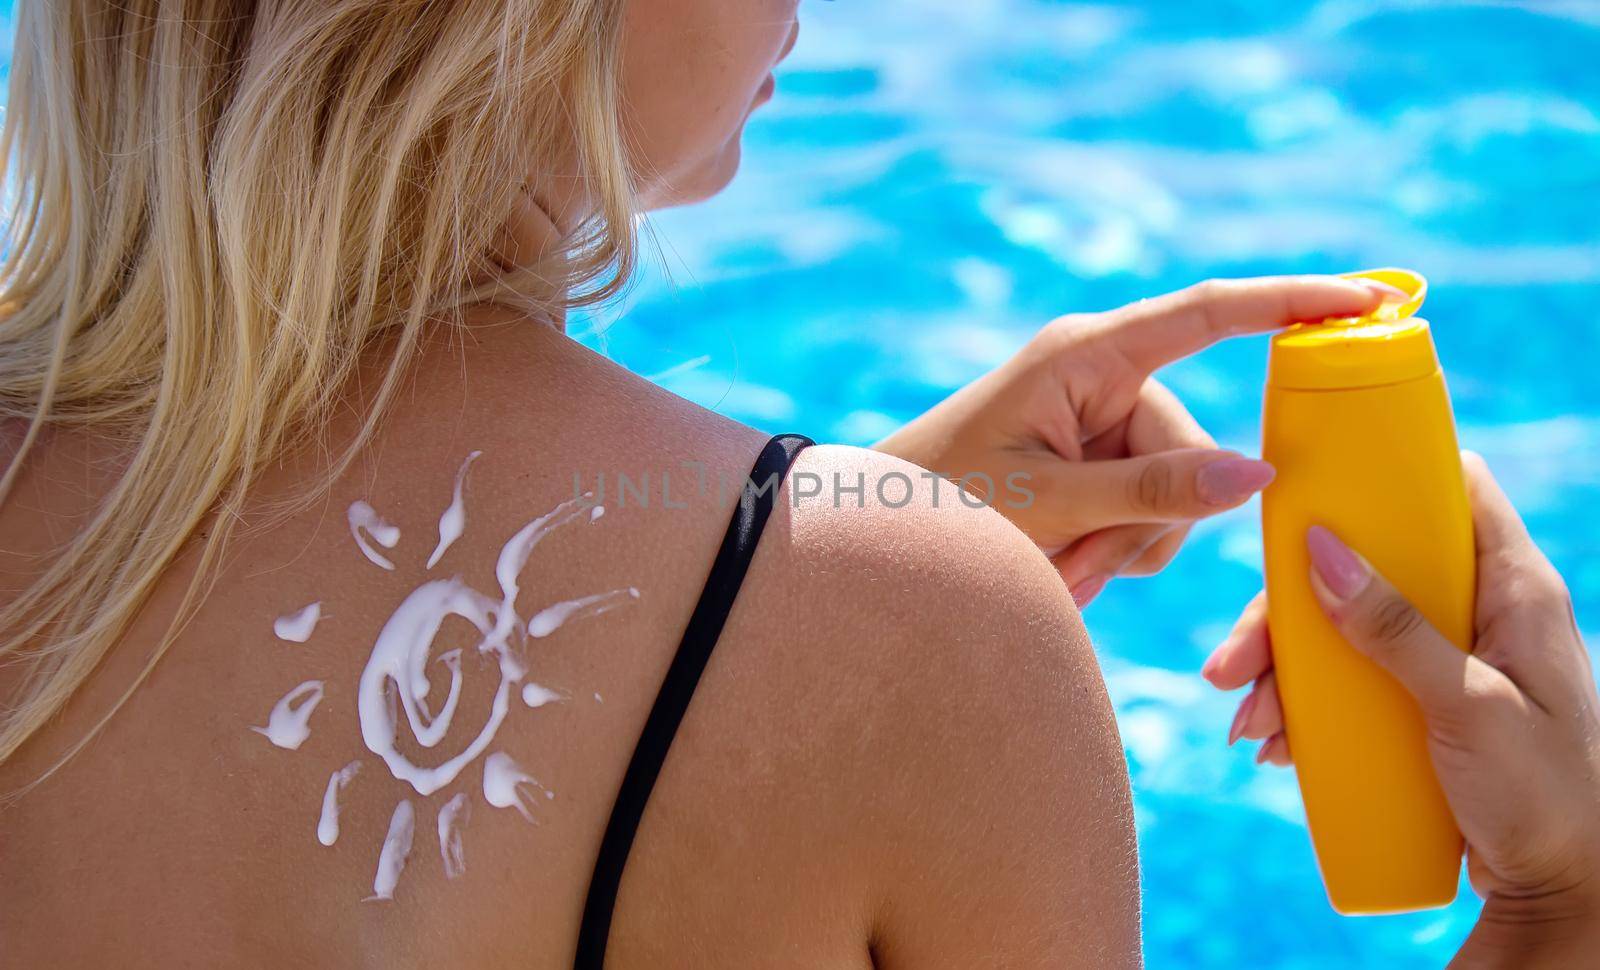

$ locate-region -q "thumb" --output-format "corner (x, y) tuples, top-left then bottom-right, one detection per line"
(1052, 449), (1276, 525)
(1305, 524), (1490, 726)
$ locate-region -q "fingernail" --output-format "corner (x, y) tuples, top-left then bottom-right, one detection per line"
(1197, 457), (1276, 506)
(1228, 690), (1257, 746)
(1255, 741), (1274, 765)
(1358, 280), (1410, 304)
(1071, 573), (1109, 607)
(1200, 647), (1223, 681)
(1306, 525), (1370, 601)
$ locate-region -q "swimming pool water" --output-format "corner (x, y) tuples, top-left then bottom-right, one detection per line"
(0, 2), (1594, 965)
(582, 2), (1600, 966)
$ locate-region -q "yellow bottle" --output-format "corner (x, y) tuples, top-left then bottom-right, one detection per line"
(1260, 268), (1475, 914)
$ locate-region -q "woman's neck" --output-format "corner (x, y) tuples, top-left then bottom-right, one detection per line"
(482, 190), (574, 331)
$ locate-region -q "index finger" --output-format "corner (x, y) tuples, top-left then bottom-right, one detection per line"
(1461, 451), (1573, 632)
(1461, 450), (1543, 570)
(1458, 452), (1591, 710)
(1106, 275), (1395, 374)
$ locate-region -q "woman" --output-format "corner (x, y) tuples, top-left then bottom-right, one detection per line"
(0, 2), (1593, 967)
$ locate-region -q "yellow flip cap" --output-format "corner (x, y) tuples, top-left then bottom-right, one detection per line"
(1267, 268), (1438, 390)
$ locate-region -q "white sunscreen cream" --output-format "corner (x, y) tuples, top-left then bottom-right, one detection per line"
(520, 682), (563, 709)
(356, 495), (597, 797)
(274, 602), (322, 643)
(261, 453), (641, 902)
(528, 588), (640, 639)
(427, 451), (482, 570)
(318, 761), (363, 847)
(252, 680), (325, 750)
(348, 500), (401, 570)
(368, 799), (416, 902)
(438, 793), (470, 880)
(483, 751), (551, 824)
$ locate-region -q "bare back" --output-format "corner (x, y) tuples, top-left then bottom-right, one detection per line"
(0, 316), (1139, 969)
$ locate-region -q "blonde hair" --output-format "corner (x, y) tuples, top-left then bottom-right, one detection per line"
(0, 0), (636, 775)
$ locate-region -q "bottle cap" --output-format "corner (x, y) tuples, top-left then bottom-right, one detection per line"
(1268, 268), (1440, 390)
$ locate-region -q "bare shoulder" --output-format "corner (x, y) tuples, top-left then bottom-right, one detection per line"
(638, 444), (1141, 966)
(773, 445), (1120, 732)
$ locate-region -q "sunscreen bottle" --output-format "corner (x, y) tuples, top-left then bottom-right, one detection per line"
(1260, 268), (1475, 914)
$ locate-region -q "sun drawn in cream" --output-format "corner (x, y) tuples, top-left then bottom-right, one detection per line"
(251, 451), (639, 901)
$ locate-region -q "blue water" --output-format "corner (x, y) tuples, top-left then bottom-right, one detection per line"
(1, 2), (1596, 965)
(586, 3), (1600, 966)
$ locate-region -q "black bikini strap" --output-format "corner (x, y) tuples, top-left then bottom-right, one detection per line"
(573, 434), (814, 968)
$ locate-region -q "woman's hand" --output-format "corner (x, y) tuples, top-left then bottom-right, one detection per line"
(1204, 454), (1600, 966)
(875, 275), (1400, 605)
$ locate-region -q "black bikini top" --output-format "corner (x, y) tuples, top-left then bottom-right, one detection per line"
(573, 434), (814, 968)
